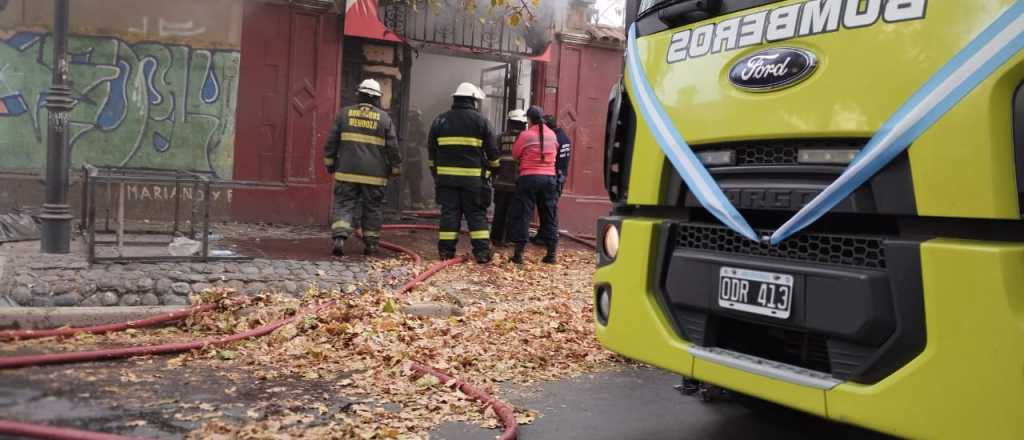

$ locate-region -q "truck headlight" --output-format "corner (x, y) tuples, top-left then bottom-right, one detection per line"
(798, 149), (860, 165)
(596, 285), (612, 324)
(697, 150), (736, 166)
(602, 223), (620, 260)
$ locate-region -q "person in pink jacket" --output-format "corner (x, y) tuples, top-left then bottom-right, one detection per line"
(508, 106), (559, 264)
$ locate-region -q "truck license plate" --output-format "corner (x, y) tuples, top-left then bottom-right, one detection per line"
(718, 267), (794, 319)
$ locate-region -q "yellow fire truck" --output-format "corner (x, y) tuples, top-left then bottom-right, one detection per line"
(595, 1), (1024, 438)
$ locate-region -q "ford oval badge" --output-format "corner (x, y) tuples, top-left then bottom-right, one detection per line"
(728, 47), (817, 92)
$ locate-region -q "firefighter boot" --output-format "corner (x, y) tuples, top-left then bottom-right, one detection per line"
(439, 250), (456, 261)
(332, 238), (346, 257)
(474, 249), (492, 264)
(542, 243), (557, 264)
(363, 241), (379, 256)
(511, 243), (525, 265)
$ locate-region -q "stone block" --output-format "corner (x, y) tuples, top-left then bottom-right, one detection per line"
(283, 281), (299, 295)
(141, 293), (160, 306)
(97, 278), (122, 291)
(161, 295), (189, 306)
(171, 282), (191, 295)
(155, 278), (173, 295)
(53, 293), (83, 307)
(192, 283), (213, 293)
(99, 291), (120, 307)
(120, 294), (141, 307)
(29, 297), (54, 307)
(243, 282), (266, 296)
(135, 278), (155, 292)
(50, 282), (71, 295)
(399, 303), (464, 318)
(167, 271), (191, 282)
(11, 287), (31, 306)
(30, 282), (51, 296)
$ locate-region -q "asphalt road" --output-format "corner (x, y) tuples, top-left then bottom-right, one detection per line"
(432, 366), (896, 440)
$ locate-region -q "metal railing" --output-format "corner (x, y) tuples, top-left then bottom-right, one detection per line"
(380, 0), (548, 56)
(79, 165), (251, 264)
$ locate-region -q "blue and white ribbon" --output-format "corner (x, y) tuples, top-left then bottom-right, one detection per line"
(626, 1), (1024, 245)
(771, 1), (1024, 243)
(626, 26), (758, 241)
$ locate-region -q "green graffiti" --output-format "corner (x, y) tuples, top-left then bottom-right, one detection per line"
(0, 32), (238, 178)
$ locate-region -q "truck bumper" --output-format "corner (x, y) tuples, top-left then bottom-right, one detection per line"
(595, 218), (1024, 439)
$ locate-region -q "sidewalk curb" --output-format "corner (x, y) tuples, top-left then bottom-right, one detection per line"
(0, 306), (188, 330)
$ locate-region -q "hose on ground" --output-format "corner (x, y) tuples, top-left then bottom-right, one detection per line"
(0, 420), (143, 440)
(0, 301), (334, 370)
(0, 225), (511, 439)
(410, 362), (518, 440)
(0, 302), (221, 342)
(396, 256), (469, 295)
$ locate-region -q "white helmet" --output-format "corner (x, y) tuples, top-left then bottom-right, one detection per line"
(507, 109), (528, 123)
(358, 79), (382, 97)
(453, 82), (481, 99)
(473, 85), (487, 101)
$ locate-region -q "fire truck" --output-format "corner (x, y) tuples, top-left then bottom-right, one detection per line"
(595, 1), (1024, 438)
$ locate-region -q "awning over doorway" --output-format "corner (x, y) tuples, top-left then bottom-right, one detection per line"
(345, 0), (403, 43)
(528, 43), (553, 63)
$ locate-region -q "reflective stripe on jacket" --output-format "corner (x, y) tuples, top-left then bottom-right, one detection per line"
(323, 103), (401, 186)
(427, 101), (500, 188)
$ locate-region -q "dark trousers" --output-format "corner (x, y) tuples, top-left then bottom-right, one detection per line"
(490, 189), (515, 244)
(509, 175), (558, 244)
(437, 184), (491, 257)
(331, 181), (386, 244)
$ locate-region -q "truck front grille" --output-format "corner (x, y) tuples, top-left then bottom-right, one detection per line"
(697, 138), (866, 167)
(675, 223), (887, 269)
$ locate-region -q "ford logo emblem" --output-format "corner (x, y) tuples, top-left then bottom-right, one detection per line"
(728, 47), (817, 92)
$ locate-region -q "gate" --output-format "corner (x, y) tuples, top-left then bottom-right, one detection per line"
(232, 1), (341, 225)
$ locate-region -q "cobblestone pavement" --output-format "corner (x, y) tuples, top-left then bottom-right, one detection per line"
(0, 238), (377, 308)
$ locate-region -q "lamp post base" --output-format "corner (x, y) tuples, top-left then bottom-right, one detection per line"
(39, 203), (72, 254)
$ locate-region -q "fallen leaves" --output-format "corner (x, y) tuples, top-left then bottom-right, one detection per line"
(12, 249), (619, 439)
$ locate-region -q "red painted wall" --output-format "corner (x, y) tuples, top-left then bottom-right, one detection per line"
(535, 39), (622, 235)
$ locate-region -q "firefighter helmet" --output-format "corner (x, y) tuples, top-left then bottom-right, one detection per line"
(453, 82), (482, 99)
(507, 109), (528, 123)
(357, 79), (383, 97)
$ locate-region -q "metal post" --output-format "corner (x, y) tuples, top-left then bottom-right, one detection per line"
(39, 0), (75, 254)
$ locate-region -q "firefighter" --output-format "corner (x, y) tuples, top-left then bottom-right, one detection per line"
(323, 78), (402, 257)
(490, 109), (528, 246)
(402, 107), (429, 209)
(428, 82), (500, 263)
(508, 106), (559, 264)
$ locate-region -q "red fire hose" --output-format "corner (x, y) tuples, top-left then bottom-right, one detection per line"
(0, 224), (518, 439)
(396, 256), (469, 295)
(0, 301), (333, 370)
(0, 303), (218, 342)
(0, 420), (143, 440)
(410, 362), (518, 440)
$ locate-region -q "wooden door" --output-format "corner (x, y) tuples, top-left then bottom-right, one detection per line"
(232, 2), (340, 225)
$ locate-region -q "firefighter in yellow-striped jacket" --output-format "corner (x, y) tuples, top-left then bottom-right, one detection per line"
(427, 82), (500, 263)
(323, 79), (401, 257)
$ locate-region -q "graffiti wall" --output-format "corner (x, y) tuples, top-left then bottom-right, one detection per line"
(0, 32), (239, 177)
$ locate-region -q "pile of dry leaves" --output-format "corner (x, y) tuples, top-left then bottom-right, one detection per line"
(7, 250), (621, 439)
(187, 250), (619, 438)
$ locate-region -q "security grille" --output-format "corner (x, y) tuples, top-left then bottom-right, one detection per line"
(675, 223), (886, 269)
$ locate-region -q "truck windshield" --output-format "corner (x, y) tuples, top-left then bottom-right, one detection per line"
(635, 0), (784, 31)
